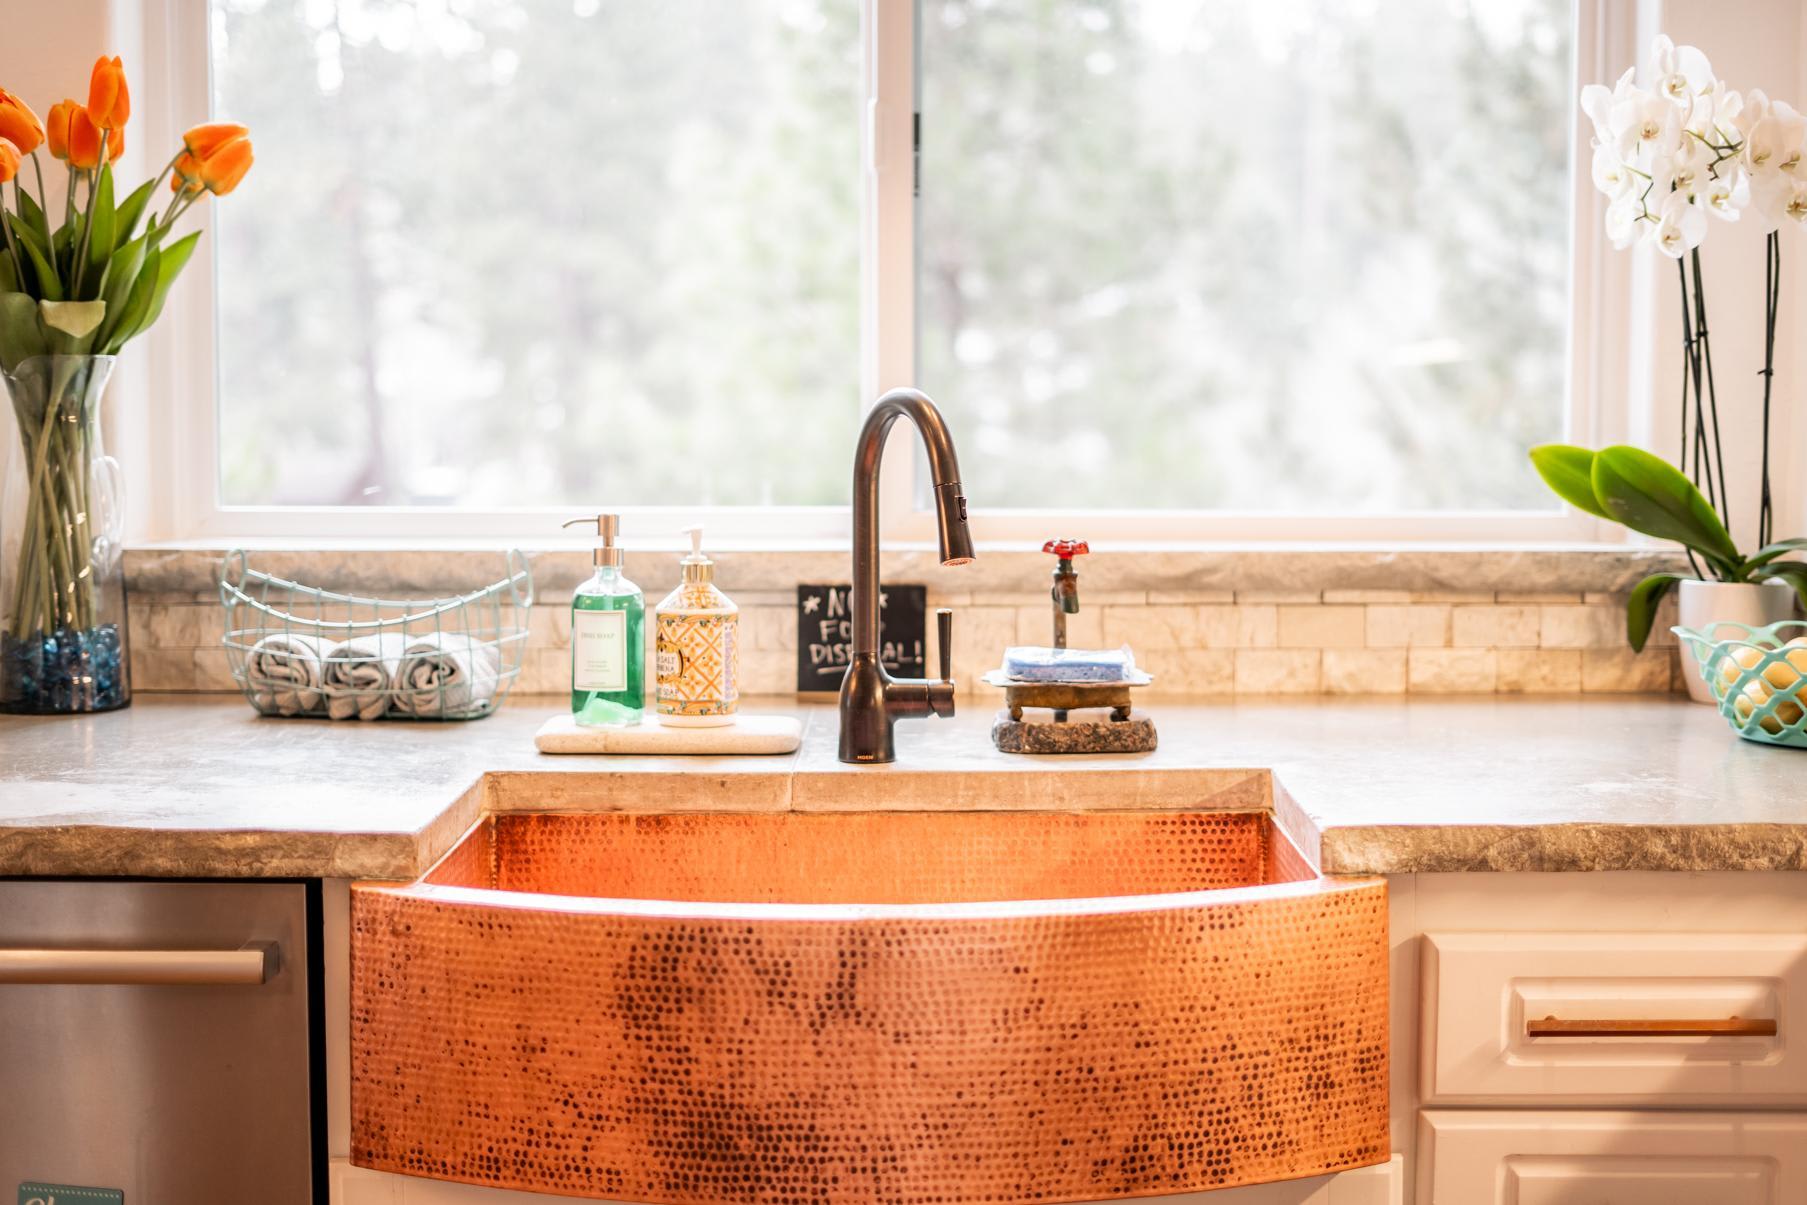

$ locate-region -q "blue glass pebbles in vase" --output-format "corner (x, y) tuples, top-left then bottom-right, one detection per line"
(1, 355), (130, 713)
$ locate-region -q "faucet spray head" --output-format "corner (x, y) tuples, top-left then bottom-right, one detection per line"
(934, 482), (976, 567)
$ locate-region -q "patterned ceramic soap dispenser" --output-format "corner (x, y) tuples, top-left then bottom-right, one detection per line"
(654, 526), (739, 726)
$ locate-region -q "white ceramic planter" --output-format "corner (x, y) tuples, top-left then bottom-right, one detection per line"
(1675, 579), (1799, 703)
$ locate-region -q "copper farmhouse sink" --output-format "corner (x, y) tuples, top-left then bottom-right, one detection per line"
(350, 810), (1388, 1203)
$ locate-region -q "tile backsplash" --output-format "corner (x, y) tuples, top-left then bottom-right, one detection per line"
(132, 547), (1689, 697)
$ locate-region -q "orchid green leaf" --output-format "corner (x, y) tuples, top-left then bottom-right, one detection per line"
(1626, 572), (1685, 653)
(1591, 445), (1740, 570)
(1529, 444), (1611, 519)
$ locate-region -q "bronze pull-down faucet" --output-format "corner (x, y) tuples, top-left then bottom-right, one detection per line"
(838, 388), (974, 764)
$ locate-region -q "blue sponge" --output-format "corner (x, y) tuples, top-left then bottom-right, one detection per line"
(1002, 645), (1135, 682)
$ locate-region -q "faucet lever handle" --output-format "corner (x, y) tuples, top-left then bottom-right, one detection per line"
(936, 608), (953, 682)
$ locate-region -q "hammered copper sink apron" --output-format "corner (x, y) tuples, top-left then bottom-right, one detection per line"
(350, 810), (1389, 1203)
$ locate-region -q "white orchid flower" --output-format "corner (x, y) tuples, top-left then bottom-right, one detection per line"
(1604, 196), (1645, 249)
(1745, 101), (1807, 177)
(1736, 89), (1770, 137)
(1787, 179), (1807, 225)
(1590, 143), (1637, 200)
(1686, 81), (1742, 142)
(1652, 34), (1714, 106)
(1748, 169), (1794, 231)
(1703, 167), (1750, 220)
(1612, 87), (1681, 162)
(1652, 190), (1707, 257)
(1581, 67), (1637, 144)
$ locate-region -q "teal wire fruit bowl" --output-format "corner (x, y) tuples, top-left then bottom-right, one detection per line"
(1674, 620), (1807, 750)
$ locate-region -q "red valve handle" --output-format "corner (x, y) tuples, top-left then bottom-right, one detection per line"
(1042, 539), (1089, 559)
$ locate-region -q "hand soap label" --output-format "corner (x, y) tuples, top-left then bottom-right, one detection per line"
(572, 609), (628, 692)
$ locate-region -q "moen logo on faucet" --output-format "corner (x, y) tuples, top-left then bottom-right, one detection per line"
(19, 1184), (123, 1205)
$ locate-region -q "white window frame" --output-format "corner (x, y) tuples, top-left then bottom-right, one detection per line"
(119, 0), (1639, 547)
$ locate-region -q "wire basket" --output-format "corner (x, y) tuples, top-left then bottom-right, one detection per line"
(1674, 620), (1807, 750)
(220, 550), (534, 721)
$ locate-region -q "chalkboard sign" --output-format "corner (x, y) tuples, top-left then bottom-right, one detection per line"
(797, 583), (927, 696)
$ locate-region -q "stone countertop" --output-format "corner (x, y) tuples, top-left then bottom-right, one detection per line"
(1, 693), (1802, 879)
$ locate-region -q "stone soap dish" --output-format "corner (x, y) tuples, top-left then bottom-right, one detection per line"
(535, 713), (802, 755)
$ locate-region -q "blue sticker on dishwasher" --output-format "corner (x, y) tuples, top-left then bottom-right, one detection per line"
(19, 1185), (123, 1205)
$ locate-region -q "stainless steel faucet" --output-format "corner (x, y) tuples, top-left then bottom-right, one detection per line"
(838, 388), (975, 764)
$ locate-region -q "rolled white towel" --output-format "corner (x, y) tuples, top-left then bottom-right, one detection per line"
(321, 632), (406, 721)
(391, 632), (501, 717)
(245, 632), (326, 716)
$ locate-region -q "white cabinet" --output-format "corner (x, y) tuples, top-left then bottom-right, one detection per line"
(1420, 931), (1807, 1106)
(1417, 1111), (1807, 1204)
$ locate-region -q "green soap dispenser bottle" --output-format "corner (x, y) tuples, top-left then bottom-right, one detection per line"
(563, 513), (645, 727)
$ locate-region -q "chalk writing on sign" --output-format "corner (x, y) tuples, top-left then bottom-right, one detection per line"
(796, 583), (926, 692)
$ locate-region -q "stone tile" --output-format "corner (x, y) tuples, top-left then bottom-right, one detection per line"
(1234, 649), (1321, 693)
(1235, 590), (1322, 604)
(1102, 604), (1197, 649)
(1408, 649), (1497, 693)
(144, 603), (221, 649)
(1582, 647), (1676, 693)
(1236, 605), (1278, 648)
(191, 648), (237, 693)
(1408, 591), (1495, 603)
(1450, 605), (1540, 648)
(1322, 649), (1407, 695)
(1366, 605), (1450, 648)
(1496, 591), (1584, 604)
(1322, 589), (1413, 604)
(1496, 649), (1582, 694)
(951, 606), (1018, 693)
(748, 606), (797, 651)
(1277, 605), (1366, 648)
(1146, 589), (1236, 604)
(740, 648), (797, 696)
(133, 648), (198, 691)
(1142, 648), (1235, 694)
(1541, 605), (1622, 649)
(1015, 605), (1103, 649)
(528, 605), (571, 649)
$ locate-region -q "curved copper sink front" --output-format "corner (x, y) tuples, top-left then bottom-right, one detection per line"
(351, 811), (1388, 1203)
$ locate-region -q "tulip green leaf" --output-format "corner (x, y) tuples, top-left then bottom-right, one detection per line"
(133, 229), (200, 338)
(0, 291), (47, 374)
(86, 166), (115, 284)
(6, 214), (61, 301)
(40, 299), (105, 338)
(0, 250), (16, 295)
(16, 185), (50, 252)
(1590, 445), (1740, 569)
(100, 244), (159, 356)
(1626, 572), (1685, 653)
(92, 234), (146, 351)
(113, 177), (157, 245)
(1529, 444), (1611, 519)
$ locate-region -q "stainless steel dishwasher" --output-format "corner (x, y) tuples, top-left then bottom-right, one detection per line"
(0, 880), (321, 1202)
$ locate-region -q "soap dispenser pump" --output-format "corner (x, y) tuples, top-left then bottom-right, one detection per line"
(654, 525), (739, 726)
(563, 513), (645, 727)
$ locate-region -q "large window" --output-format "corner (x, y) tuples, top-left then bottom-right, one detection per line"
(186, 0), (1593, 535)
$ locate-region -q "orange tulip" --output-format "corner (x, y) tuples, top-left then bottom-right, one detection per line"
(86, 55), (129, 131)
(0, 138), (19, 184)
(65, 106), (121, 169)
(199, 135), (252, 195)
(45, 99), (75, 160)
(0, 89), (43, 156)
(171, 150), (204, 194)
(183, 122), (247, 160)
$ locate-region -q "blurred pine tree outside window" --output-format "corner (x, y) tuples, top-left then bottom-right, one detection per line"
(210, 0), (1572, 513)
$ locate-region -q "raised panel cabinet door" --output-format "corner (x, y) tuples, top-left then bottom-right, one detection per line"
(1417, 1110), (1807, 1204)
(1420, 931), (1807, 1106)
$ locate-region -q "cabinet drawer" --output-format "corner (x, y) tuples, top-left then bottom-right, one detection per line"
(1421, 931), (1807, 1105)
(1417, 1110), (1807, 1204)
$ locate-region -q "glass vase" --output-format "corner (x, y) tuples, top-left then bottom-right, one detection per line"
(0, 355), (130, 713)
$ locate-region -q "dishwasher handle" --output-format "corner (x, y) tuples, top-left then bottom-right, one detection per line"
(0, 941), (278, 985)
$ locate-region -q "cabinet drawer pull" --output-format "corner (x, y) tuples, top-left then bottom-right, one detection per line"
(1527, 1015), (1777, 1038)
(0, 942), (277, 985)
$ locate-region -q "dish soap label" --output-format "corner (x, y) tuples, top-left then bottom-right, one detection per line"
(572, 609), (628, 692)
(655, 606), (738, 718)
